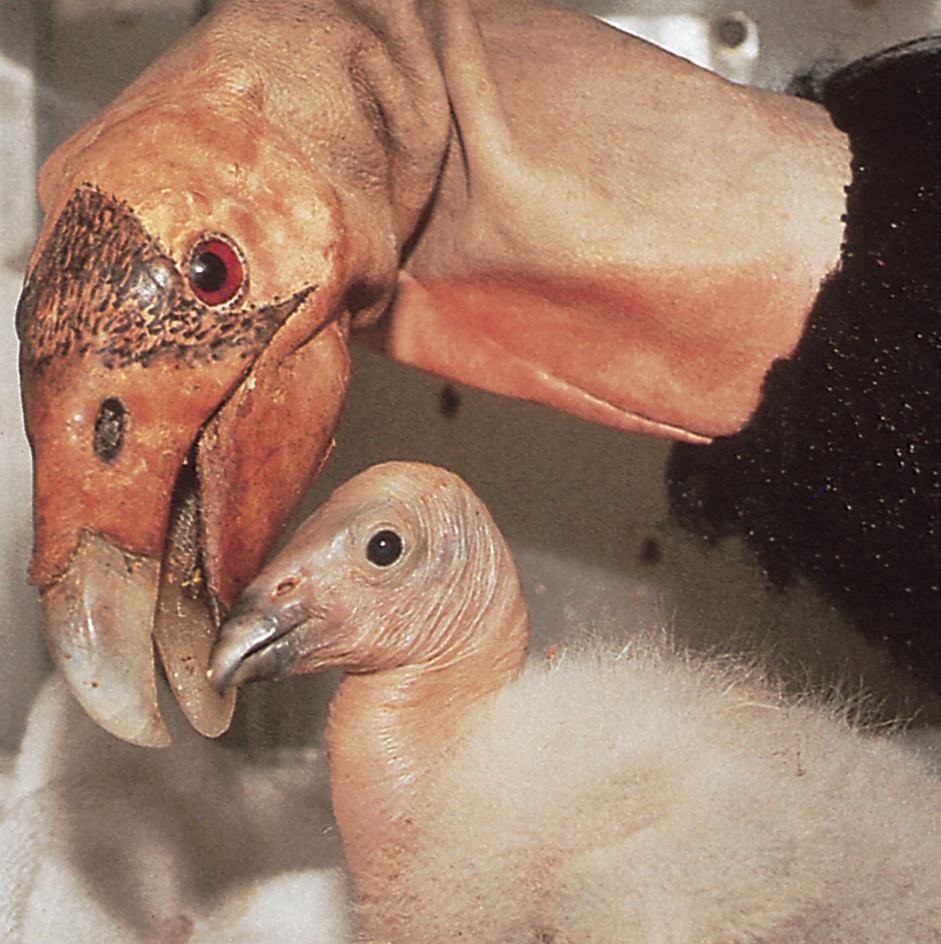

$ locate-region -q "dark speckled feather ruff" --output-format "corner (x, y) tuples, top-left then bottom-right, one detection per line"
(17, 186), (308, 372)
(668, 37), (941, 686)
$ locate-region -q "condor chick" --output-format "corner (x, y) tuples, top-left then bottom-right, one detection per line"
(210, 461), (941, 944)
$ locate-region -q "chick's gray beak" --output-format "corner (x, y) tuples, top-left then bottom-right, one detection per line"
(208, 593), (304, 692)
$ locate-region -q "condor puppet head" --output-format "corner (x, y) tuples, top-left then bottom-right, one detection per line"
(16, 103), (366, 747)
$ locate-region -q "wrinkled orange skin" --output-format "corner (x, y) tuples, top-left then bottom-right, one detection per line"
(22, 0), (849, 594)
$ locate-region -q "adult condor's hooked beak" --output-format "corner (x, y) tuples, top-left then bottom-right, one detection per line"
(16, 104), (365, 747)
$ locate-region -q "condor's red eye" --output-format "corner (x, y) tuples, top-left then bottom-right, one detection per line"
(187, 236), (245, 306)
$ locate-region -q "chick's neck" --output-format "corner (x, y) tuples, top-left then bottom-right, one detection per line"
(325, 567), (529, 896)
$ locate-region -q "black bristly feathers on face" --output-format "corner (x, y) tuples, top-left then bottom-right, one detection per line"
(16, 186), (310, 374)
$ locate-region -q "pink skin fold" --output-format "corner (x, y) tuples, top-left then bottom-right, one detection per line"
(17, 0), (849, 745)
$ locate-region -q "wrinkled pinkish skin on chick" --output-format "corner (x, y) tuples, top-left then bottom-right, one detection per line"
(19, 0), (849, 744)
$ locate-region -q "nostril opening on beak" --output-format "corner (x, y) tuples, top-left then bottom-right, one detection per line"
(93, 397), (127, 463)
(274, 577), (300, 597)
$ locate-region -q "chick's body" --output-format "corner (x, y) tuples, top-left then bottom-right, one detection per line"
(397, 651), (941, 943)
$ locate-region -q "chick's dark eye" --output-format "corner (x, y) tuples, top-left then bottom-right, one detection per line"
(366, 529), (403, 567)
(187, 237), (244, 305)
